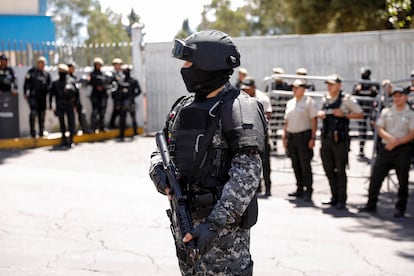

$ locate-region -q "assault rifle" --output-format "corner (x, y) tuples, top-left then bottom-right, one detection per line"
(155, 131), (198, 264)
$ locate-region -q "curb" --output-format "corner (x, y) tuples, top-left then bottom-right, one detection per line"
(0, 127), (144, 150)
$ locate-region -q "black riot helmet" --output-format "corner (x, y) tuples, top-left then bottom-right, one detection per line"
(172, 30), (240, 71)
(172, 30), (241, 97)
(360, 67), (371, 80)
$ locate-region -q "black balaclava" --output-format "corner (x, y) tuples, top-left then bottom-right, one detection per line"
(180, 64), (231, 99)
(59, 71), (67, 81)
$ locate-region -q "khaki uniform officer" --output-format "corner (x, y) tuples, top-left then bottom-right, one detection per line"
(318, 74), (363, 210)
(360, 87), (414, 218)
(283, 79), (318, 201)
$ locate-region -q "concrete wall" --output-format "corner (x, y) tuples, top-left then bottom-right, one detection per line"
(144, 29), (414, 132)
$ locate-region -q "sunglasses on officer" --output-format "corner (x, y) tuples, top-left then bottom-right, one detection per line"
(172, 39), (194, 60)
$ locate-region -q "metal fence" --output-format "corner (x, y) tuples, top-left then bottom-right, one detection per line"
(144, 29), (414, 133)
(267, 90), (379, 152)
(0, 41), (133, 67)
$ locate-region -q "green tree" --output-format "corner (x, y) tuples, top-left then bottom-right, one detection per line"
(85, 2), (130, 44)
(175, 19), (193, 39)
(198, 0), (250, 36)
(386, 0), (413, 28)
(48, 0), (93, 43)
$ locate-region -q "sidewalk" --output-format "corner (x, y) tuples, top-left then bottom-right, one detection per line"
(0, 137), (412, 275)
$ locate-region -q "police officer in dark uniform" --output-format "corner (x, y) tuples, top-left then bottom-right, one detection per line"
(24, 56), (51, 137)
(122, 65), (141, 137)
(149, 30), (265, 276)
(352, 67), (380, 158)
(318, 74), (363, 210)
(110, 64), (140, 141)
(68, 63), (90, 134)
(109, 58), (124, 129)
(359, 87), (414, 218)
(88, 57), (109, 133)
(49, 64), (78, 147)
(0, 54), (18, 96)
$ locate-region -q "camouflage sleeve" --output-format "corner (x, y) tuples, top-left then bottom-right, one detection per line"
(207, 151), (262, 227)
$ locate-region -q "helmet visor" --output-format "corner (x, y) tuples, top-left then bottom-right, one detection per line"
(172, 39), (193, 60)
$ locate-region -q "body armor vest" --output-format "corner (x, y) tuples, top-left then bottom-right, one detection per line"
(0, 67), (15, 91)
(321, 92), (349, 134)
(168, 94), (232, 191)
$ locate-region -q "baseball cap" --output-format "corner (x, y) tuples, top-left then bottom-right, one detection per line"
(296, 68), (308, 75)
(325, 74), (342, 84)
(241, 77), (255, 89)
(238, 67), (248, 75)
(57, 64), (69, 73)
(37, 56), (47, 63)
(391, 86), (409, 96)
(0, 54), (8, 60)
(112, 58), (123, 64)
(272, 67), (284, 74)
(292, 79), (307, 88)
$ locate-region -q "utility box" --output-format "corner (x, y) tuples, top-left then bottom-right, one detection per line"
(0, 93), (20, 138)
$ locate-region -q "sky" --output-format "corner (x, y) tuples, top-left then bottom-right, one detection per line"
(99, 0), (243, 43)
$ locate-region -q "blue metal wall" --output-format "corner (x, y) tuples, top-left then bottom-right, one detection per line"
(0, 15), (55, 46)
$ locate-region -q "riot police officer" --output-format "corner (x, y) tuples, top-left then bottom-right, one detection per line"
(49, 64), (78, 147)
(352, 67), (380, 158)
(109, 58), (124, 129)
(88, 57), (109, 132)
(359, 87), (414, 218)
(149, 30), (265, 275)
(111, 64), (140, 141)
(0, 54), (18, 96)
(122, 65), (141, 137)
(24, 56), (51, 137)
(318, 74), (363, 210)
(68, 63), (90, 134)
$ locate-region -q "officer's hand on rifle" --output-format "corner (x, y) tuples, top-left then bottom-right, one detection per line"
(149, 165), (170, 195)
(183, 221), (219, 256)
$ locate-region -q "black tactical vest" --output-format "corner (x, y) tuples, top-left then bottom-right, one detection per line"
(321, 92), (349, 134)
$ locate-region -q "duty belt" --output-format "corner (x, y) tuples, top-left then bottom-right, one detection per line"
(287, 129), (311, 139)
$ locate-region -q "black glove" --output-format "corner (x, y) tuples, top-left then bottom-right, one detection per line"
(189, 222), (219, 256)
(149, 165), (169, 195)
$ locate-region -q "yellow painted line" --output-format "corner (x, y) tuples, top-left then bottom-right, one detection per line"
(0, 127), (144, 150)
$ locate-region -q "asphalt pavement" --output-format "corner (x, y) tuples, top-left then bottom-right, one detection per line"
(0, 137), (413, 275)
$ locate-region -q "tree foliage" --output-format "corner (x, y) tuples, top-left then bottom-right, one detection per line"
(48, 0), (139, 44)
(196, 0), (413, 37)
(175, 19), (193, 39)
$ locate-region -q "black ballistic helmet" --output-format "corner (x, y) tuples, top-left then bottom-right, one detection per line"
(172, 30), (240, 71)
(360, 67), (371, 79)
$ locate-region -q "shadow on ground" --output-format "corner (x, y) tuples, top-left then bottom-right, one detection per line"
(0, 149), (29, 164)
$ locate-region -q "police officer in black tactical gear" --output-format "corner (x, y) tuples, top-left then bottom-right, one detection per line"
(68, 63), (90, 134)
(88, 57), (109, 133)
(318, 74), (363, 210)
(111, 64), (141, 141)
(149, 30), (266, 276)
(49, 64), (78, 147)
(24, 56), (51, 137)
(109, 58), (124, 129)
(0, 54), (18, 96)
(122, 65), (141, 137)
(352, 67), (380, 158)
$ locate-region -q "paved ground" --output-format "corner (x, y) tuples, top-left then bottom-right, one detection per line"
(0, 137), (413, 276)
